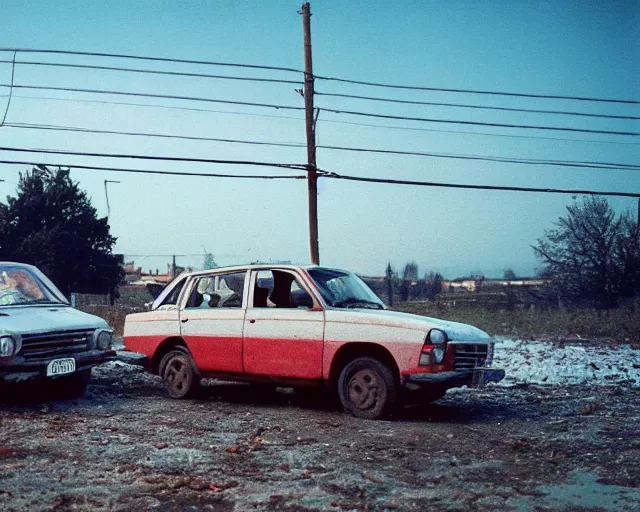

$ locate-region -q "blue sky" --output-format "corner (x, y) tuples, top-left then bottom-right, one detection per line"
(1, 0), (638, 278)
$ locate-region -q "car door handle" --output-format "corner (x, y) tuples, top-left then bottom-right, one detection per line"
(249, 319), (256, 324)
(181, 318), (189, 323)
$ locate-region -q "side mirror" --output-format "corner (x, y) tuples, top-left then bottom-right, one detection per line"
(144, 301), (152, 311)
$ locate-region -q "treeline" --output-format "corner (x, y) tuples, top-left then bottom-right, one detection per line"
(362, 262), (443, 306)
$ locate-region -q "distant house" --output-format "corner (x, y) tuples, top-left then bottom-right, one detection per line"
(123, 261), (142, 283)
(442, 279), (480, 293)
(123, 261), (175, 287)
(441, 277), (548, 293)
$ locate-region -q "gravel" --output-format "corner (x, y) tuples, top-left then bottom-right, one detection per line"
(1, 340), (639, 511)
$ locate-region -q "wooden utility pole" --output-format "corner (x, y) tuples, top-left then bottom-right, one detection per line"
(301, 2), (319, 265)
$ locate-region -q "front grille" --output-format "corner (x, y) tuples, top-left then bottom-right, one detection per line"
(453, 343), (489, 370)
(21, 330), (93, 362)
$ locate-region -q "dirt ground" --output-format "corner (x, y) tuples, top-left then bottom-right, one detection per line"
(1, 355), (639, 512)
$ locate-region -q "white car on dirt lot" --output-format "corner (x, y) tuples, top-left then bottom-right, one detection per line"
(122, 264), (504, 419)
(0, 262), (116, 397)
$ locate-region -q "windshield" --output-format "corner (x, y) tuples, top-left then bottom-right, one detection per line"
(0, 264), (69, 306)
(308, 268), (384, 309)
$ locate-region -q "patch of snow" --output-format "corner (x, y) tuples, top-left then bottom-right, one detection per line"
(493, 338), (640, 387)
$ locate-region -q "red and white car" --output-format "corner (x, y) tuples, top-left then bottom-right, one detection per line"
(122, 265), (504, 419)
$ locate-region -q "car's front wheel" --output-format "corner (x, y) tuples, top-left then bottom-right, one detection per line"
(52, 370), (91, 399)
(160, 349), (200, 399)
(338, 357), (398, 420)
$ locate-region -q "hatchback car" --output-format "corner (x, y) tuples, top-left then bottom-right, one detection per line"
(122, 265), (504, 419)
(0, 262), (116, 397)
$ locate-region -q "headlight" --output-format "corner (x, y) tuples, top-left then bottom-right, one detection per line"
(428, 329), (447, 364)
(93, 329), (113, 350)
(0, 335), (20, 357)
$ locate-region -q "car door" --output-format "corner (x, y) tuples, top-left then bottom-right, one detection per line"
(179, 271), (248, 374)
(243, 269), (325, 380)
(125, 275), (187, 355)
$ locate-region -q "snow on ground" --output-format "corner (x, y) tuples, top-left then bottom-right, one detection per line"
(493, 338), (640, 387)
(111, 336), (640, 388)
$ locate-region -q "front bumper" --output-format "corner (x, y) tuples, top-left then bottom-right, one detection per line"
(405, 368), (505, 389)
(0, 350), (117, 383)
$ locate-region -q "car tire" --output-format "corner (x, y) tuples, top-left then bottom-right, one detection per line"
(160, 349), (200, 399)
(338, 357), (398, 420)
(53, 370), (91, 399)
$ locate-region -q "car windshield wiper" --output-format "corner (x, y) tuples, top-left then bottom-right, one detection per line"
(332, 298), (383, 309)
(26, 299), (68, 305)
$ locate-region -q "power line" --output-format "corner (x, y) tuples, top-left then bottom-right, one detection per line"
(317, 144), (640, 170)
(323, 171), (640, 198)
(7, 84), (305, 112)
(315, 91), (640, 121)
(0, 147), (308, 170)
(320, 107), (640, 137)
(0, 59), (303, 86)
(2, 157), (636, 198)
(2, 48), (635, 105)
(12, 94), (305, 122)
(315, 75), (640, 105)
(8, 84), (634, 137)
(4, 122), (306, 149)
(318, 117), (640, 145)
(5, 124), (635, 171)
(0, 48), (304, 75)
(0, 159), (306, 179)
(16, 93), (637, 145)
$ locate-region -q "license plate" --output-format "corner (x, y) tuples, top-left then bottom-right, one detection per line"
(46, 358), (76, 376)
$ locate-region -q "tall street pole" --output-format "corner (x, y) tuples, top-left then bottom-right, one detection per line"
(301, 2), (320, 265)
(104, 179), (120, 219)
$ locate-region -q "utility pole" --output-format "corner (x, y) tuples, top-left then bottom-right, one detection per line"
(301, 2), (320, 265)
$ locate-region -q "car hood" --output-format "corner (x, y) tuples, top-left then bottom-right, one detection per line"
(325, 308), (491, 342)
(0, 305), (108, 335)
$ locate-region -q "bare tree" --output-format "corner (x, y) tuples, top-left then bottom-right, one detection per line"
(533, 196), (639, 308)
(385, 262), (395, 306)
(400, 262), (418, 302)
(503, 268), (517, 280)
(424, 271), (443, 301)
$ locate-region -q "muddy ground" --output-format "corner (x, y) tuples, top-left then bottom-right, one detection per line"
(1, 358), (639, 512)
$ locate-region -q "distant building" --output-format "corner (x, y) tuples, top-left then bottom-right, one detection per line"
(441, 277), (548, 293)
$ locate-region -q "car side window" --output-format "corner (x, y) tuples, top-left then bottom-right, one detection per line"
(157, 278), (186, 309)
(252, 270), (313, 309)
(186, 272), (245, 309)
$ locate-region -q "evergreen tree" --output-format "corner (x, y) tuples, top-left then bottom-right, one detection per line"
(0, 166), (124, 297)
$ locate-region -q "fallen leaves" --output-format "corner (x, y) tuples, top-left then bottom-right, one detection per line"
(209, 481), (239, 492)
(577, 403), (598, 415)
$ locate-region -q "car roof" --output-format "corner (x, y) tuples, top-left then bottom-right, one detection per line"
(0, 261), (39, 271)
(179, 264), (349, 278)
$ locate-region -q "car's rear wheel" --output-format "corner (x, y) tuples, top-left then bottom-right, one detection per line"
(160, 349), (200, 399)
(338, 357), (398, 420)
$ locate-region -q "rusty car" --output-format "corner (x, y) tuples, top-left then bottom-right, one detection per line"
(122, 264), (504, 419)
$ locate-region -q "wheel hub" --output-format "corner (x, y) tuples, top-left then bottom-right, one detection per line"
(348, 369), (380, 410)
(166, 356), (190, 393)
